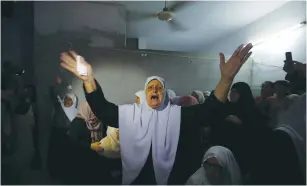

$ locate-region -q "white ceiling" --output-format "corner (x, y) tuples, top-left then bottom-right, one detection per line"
(116, 1), (289, 51)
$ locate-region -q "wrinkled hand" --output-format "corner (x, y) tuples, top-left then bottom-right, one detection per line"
(219, 43), (253, 81)
(60, 51), (94, 83)
(225, 115), (242, 125)
(90, 142), (104, 152)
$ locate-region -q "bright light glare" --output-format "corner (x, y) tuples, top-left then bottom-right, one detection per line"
(249, 22), (306, 47)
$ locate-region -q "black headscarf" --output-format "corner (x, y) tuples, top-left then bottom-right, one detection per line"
(230, 82), (255, 109)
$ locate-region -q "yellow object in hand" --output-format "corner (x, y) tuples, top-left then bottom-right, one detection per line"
(90, 142), (103, 152)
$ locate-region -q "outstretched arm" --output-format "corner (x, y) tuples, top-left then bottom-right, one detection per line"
(60, 51), (118, 128)
(183, 43), (253, 126)
(83, 78), (118, 128)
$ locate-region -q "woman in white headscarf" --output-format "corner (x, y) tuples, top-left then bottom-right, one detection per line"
(186, 146), (241, 185)
(191, 90), (205, 104)
(60, 43), (253, 184)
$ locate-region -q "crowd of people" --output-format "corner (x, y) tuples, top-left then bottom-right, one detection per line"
(1, 42), (306, 185)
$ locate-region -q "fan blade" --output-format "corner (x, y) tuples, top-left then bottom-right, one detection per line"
(127, 11), (157, 22)
(168, 1), (189, 12)
(168, 19), (188, 32)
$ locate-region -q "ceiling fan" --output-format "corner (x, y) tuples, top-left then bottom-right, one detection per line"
(127, 1), (191, 32)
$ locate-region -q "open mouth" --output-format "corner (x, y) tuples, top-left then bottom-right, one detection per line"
(151, 95), (159, 101)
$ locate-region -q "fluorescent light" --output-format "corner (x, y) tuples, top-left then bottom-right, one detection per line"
(250, 21), (306, 46)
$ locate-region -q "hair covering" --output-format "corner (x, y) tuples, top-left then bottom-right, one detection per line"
(97, 126), (120, 159)
(275, 94), (306, 177)
(76, 102), (102, 142)
(203, 91), (211, 97)
(231, 82), (255, 107)
(58, 92), (78, 122)
(135, 90), (145, 105)
(167, 89), (177, 99)
(186, 146), (241, 185)
(191, 90), (205, 104)
(172, 96), (199, 106)
(118, 76), (181, 184)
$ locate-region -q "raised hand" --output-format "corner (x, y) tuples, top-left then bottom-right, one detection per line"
(60, 51), (94, 83)
(219, 43), (253, 81)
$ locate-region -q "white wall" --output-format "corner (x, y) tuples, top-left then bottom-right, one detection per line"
(34, 1), (126, 47)
(203, 1), (306, 93)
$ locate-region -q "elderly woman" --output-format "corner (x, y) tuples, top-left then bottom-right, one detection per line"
(60, 43), (253, 184)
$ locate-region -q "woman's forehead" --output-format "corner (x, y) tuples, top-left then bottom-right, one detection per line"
(147, 79), (163, 86)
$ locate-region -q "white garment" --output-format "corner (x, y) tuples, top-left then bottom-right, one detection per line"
(58, 93), (78, 122)
(118, 76), (181, 184)
(135, 90), (145, 105)
(167, 89), (177, 99)
(275, 94), (306, 178)
(186, 146), (242, 185)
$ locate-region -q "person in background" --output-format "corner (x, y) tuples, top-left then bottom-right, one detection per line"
(53, 87), (78, 131)
(171, 96), (199, 107)
(255, 81), (274, 104)
(203, 91), (211, 101)
(253, 94), (306, 184)
(191, 90), (205, 104)
(266, 80), (290, 128)
(209, 82), (268, 176)
(186, 146), (241, 185)
(284, 60), (306, 94)
(167, 89), (177, 100)
(226, 82), (260, 126)
(70, 101), (103, 147)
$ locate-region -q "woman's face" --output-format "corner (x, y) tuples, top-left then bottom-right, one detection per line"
(229, 90), (240, 103)
(64, 96), (73, 107)
(146, 80), (164, 109)
(136, 96), (140, 104)
(203, 157), (223, 185)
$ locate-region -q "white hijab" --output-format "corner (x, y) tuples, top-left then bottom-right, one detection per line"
(186, 146), (242, 185)
(191, 90), (205, 104)
(167, 89), (177, 99)
(58, 92), (78, 122)
(275, 94), (306, 177)
(118, 76), (181, 184)
(135, 90), (145, 105)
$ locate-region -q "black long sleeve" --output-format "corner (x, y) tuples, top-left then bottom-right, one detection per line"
(181, 91), (227, 127)
(69, 118), (91, 149)
(84, 80), (119, 128)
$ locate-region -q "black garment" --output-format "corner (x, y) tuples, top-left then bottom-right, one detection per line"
(69, 118), (92, 149)
(84, 80), (227, 184)
(209, 118), (271, 176)
(251, 129), (305, 185)
(47, 127), (121, 185)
